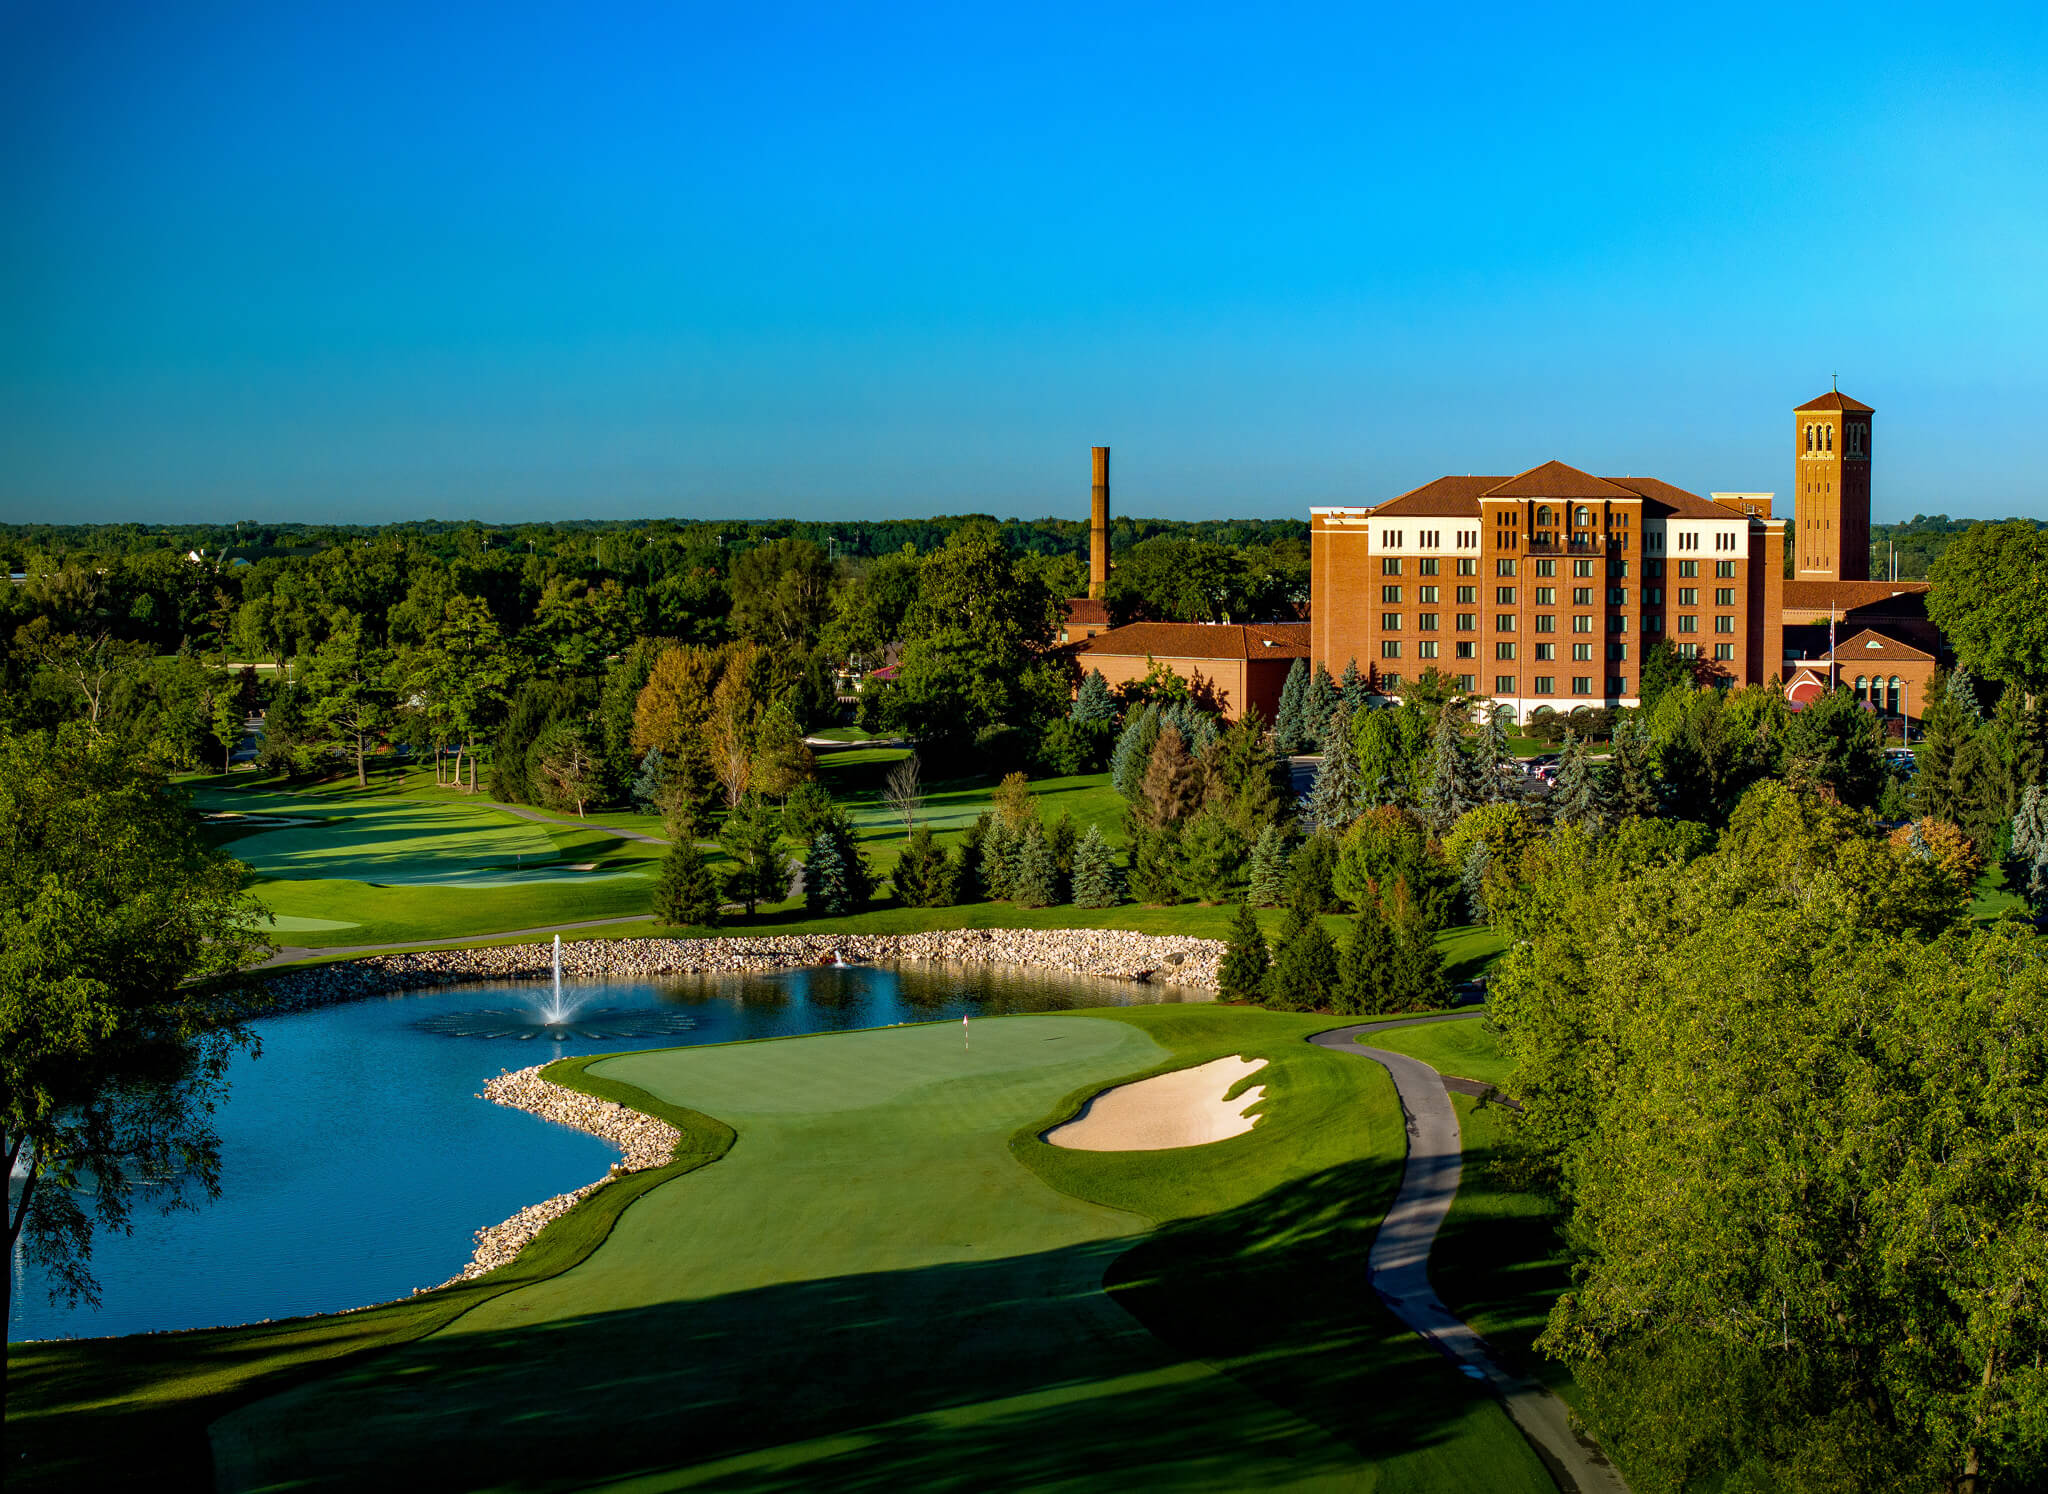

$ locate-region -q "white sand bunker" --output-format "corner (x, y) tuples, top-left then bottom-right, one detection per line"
(1046, 1055), (1269, 1151)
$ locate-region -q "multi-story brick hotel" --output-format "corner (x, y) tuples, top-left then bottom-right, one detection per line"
(1308, 389), (1939, 722)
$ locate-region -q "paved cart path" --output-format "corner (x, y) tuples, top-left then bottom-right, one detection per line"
(1312, 1015), (1632, 1494)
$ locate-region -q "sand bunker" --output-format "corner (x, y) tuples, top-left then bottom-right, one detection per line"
(1045, 1055), (1268, 1151)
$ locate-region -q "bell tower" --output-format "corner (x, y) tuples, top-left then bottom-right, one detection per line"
(1793, 388), (1873, 581)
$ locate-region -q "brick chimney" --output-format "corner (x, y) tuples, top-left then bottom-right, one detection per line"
(1088, 446), (1110, 599)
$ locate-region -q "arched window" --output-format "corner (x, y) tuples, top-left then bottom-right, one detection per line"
(1574, 506), (1590, 528)
(1889, 676), (1903, 715)
(1856, 675), (1868, 698)
(1826, 425), (1834, 452)
(1804, 424), (1813, 451)
(1536, 505), (1552, 528)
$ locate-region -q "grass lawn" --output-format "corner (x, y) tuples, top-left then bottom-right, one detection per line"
(1363, 1014), (1512, 1087)
(18, 1007), (1554, 1492)
(1971, 863), (2026, 922)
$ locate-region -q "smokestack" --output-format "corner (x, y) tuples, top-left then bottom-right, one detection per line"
(1088, 446), (1110, 600)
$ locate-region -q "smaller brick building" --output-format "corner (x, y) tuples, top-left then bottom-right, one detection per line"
(1073, 622), (1309, 722)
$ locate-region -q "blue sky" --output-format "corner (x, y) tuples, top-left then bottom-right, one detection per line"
(4, 1), (2045, 524)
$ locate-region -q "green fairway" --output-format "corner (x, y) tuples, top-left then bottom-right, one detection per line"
(201, 1007), (1551, 1492)
(1361, 1015), (1511, 1087)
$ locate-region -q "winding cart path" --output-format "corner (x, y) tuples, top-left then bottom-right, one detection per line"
(1311, 1015), (1632, 1494)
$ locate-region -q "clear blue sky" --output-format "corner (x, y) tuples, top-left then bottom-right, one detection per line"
(4, 1), (2045, 525)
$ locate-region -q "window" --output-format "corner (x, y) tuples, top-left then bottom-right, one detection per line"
(1678, 587), (1698, 606)
(1608, 615), (1628, 633)
(1418, 612), (1439, 631)
(1419, 530), (1440, 548)
(1613, 559), (1629, 578)
(1497, 558), (1517, 576)
(1608, 642), (1629, 660)
(1572, 615), (1593, 633)
(1456, 613), (1476, 632)
(1573, 586), (1593, 605)
(1608, 676), (1627, 696)
(1456, 674), (1476, 692)
(1714, 643), (1736, 661)
(1714, 614), (1735, 634)
(1381, 557), (1403, 576)
(1715, 532), (1736, 552)
(1382, 672), (1402, 689)
(1381, 641), (1402, 659)
(1678, 560), (1698, 578)
(1419, 558), (1440, 576)
(1496, 642), (1516, 660)
(1457, 530), (1479, 549)
(1678, 615), (1698, 633)
(1495, 614), (1517, 632)
(1644, 613), (1664, 632)
(1534, 586), (1556, 605)
(1496, 586), (1517, 604)
(1418, 585), (1439, 603)
(1418, 640), (1438, 659)
(1455, 585), (1477, 604)
(1716, 560), (1736, 578)
(1455, 641), (1475, 659)
(1534, 614), (1556, 633)
(1574, 507), (1591, 528)
(1678, 642), (1700, 659)
(1572, 677), (1593, 695)
(1534, 643), (1556, 660)
(1381, 613), (1403, 631)
(1608, 588), (1628, 605)
(1536, 505), (1554, 529)
(1677, 531), (1699, 551)
(1573, 643), (1594, 661)
(1645, 587), (1664, 604)
(1715, 587), (1735, 607)
(1382, 585), (1403, 603)
(1380, 530), (1404, 548)
(1455, 556), (1478, 577)
(1646, 559), (1664, 579)
(1535, 558), (1557, 577)
(1496, 674), (1517, 695)
(1532, 675), (1555, 694)
(1574, 559), (1595, 577)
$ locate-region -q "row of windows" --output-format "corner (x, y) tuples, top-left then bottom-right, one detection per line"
(1515, 676), (1623, 696)
(1378, 529), (1483, 549)
(1802, 422), (1866, 457)
(1382, 556), (1482, 576)
(1378, 555), (1738, 582)
(1373, 611), (1739, 636)
(1381, 640), (1622, 662)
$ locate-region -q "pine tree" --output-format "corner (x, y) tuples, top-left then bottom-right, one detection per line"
(653, 837), (722, 927)
(957, 813), (994, 901)
(1607, 715), (1659, 821)
(1914, 683), (1968, 822)
(1477, 707), (1513, 803)
(631, 748), (667, 816)
(1948, 666), (1983, 724)
(1110, 704), (1162, 802)
(890, 824), (958, 908)
(1160, 700), (1219, 755)
(1218, 903), (1271, 1003)
(1304, 705), (1366, 834)
(1140, 724), (1205, 829)
(1339, 885), (1397, 1016)
(1127, 825), (1185, 905)
(2008, 784), (2048, 917)
(1303, 664), (1341, 751)
(1550, 729), (1605, 832)
(803, 828), (852, 916)
(1200, 710), (1286, 833)
(1011, 824), (1060, 907)
(1245, 823), (1293, 907)
(1072, 668), (1118, 724)
(1286, 829), (1339, 913)
(1949, 734), (2013, 857)
(1265, 908), (1340, 1011)
(1422, 703), (1478, 835)
(1070, 824), (1124, 908)
(1384, 878), (1448, 1011)
(1458, 838), (1492, 925)
(980, 818), (1018, 900)
(1340, 658), (1370, 713)
(717, 794), (788, 915)
(1273, 659), (1309, 755)
(1046, 811), (1079, 900)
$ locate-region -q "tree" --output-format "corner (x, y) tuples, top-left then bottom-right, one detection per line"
(781, 778), (835, 846)
(1782, 686), (1888, 808)
(1948, 664), (1984, 724)
(1200, 709), (1287, 833)
(1302, 663), (1341, 750)
(1286, 829), (1340, 914)
(823, 545), (920, 671)
(1273, 659), (1309, 755)
(729, 537), (835, 653)
(532, 720), (599, 818)
(1217, 904), (1271, 1003)
(2008, 785), (2048, 917)
(1421, 702), (1479, 835)
(1927, 520), (2048, 693)
(1636, 637), (1690, 713)
(1339, 658), (1370, 712)
(1948, 733), (2015, 857)
(1110, 703), (1162, 802)
(1333, 805), (1454, 925)
(1264, 906), (1339, 1011)
(1176, 809), (1249, 903)
(748, 703), (816, 800)
(1072, 668), (1117, 725)
(1302, 705), (1367, 833)
(1339, 886), (1398, 1016)
(209, 679), (243, 774)
(1549, 729), (1604, 832)
(890, 824), (959, 908)
(1913, 679), (1969, 823)
(1070, 824), (1124, 908)
(653, 838), (722, 927)
(717, 795), (788, 915)
(1126, 824), (1185, 904)
(992, 769), (1037, 830)
(1245, 823), (1292, 907)
(1606, 715), (1658, 820)
(1353, 701), (1425, 808)
(1139, 724), (1205, 829)
(803, 829), (852, 915)
(632, 644), (721, 759)
(1010, 824), (1060, 908)
(299, 612), (392, 787)
(0, 726), (272, 1359)
(631, 748), (667, 815)
(1383, 878), (1449, 1011)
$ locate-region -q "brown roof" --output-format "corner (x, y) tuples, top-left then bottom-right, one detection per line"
(1795, 390), (1874, 413)
(1369, 475), (1495, 517)
(1481, 461), (1638, 501)
(1063, 597), (1110, 626)
(1603, 475), (1738, 519)
(1781, 579), (1930, 612)
(1821, 628), (1933, 664)
(1076, 621), (1310, 661)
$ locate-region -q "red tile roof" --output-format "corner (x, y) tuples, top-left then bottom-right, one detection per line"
(1820, 628), (1934, 664)
(1063, 597), (1110, 626)
(1481, 461), (1638, 501)
(1780, 580), (1930, 612)
(1076, 621), (1310, 660)
(1795, 390), (1874, 413)
(1368, 475), (1495, 518)
(1369, 470), (1738, 521)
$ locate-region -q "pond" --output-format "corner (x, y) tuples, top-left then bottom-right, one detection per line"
(9, 962), (1188, 1342)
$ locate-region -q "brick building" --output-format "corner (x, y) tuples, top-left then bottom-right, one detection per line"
(1307, 389), (1946, 724)
(1073, 621), (1308, 722)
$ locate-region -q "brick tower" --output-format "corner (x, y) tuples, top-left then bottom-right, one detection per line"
(1793, 388), (1874, 581)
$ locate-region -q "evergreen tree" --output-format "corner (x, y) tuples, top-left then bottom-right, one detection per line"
(1354, 705), (1415, 809)
(1477, 707), (1514, 803)
(1458, 838), (1493, 925)
(782, 779), (835, 846)
(1913, 681), (1968, 822)
(1303, 704), (1367, 833)
(1273, 659), (1309, 755)
(1265, 906), (1340, 1011)
(1384, 878), (1449, 1011)
(1140, 724), (1205, 828)
(1303, 664), (1341, 750)
(980, 817), (1018, 899)
(1947, 665), (1983, 723)
(630, 748), (667, 815)
(1127, 825), (1185, 904)
(653, 836), (722, 927)
(1949, 734), (2014, 857)
(803, 828), (852, 916)
(1607, 715), (1659, 821)
(1550, 730), (1605, 832)
(1176, 809), (1250, 903)
(1159, 699), (1219, 755)
(1286, 829), (1339, 913)
(1422, 703), (1479, 835)
(1245, 823), (1293, 907)
(1070, 823), (1124, 908)
(1071, 668), (1118, 724)
(890, 824), (958, 908)
(1010, 823), (1060, 907)
(1200, 709), (1287, 833)
(2008, 784), (2048, 918)
(1340, 658), (1370, 713)
(1046, 811), (1079, 899)
(717, 794), (788, 915)
(1110, 704), (1162, 802)
(1218, 903), (1272, 1003)
(1339, 885), (1398, 1016)
(957, 812), (994, 901)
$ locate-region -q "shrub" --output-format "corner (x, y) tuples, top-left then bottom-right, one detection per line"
(890, 824), (958, 908)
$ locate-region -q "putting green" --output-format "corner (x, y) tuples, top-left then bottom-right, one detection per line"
(260, 914), (361, 933)
(210, 1014), (1410, 1491)
(207, 795), (577, 885)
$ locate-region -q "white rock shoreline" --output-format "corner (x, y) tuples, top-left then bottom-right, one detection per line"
(255, 929), (1227, 1293)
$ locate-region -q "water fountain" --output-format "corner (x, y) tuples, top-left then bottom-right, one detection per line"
(411, 936), (699, 1041)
